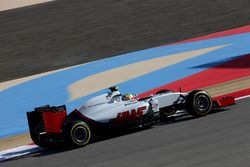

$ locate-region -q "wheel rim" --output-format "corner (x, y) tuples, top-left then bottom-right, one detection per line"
(73, 126), (88, 143)
(195, 94), (210, 112)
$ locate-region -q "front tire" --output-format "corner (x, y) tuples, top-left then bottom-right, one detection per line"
(187, 90), (212, 117)
(68, 121), (91, 147)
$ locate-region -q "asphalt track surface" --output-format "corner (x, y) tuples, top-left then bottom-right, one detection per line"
(1, 0), (250, 82)
(1, 97), (249, 166)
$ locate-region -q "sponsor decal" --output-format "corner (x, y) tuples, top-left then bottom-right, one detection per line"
(115, 106), (146, 123)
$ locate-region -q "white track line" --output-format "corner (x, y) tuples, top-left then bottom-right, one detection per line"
(235, 94), (250, 101)
(0, 144), (41, 162)
(0, 0), (55, 12)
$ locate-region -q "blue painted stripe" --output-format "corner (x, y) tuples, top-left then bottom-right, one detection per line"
(1, 32), (250, 137)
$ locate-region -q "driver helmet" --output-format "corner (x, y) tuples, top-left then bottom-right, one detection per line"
(122, 94), (136, 101)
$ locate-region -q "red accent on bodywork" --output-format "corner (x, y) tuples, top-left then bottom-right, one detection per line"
(212, 88), (250, 108)
(42, 110), (67, 133)
(116, 112), (122, 123)
(122, 111), (131, 121)
(137, 106), (146, 117)
(116, 106), (147, 123)
(217, 88), (250, 99)
(131, 109), (137, 120)
(212, 96), (235, 107)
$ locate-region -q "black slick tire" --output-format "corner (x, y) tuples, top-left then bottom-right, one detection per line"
(68, 121), (91, 147)
(187, 90), (212, 117)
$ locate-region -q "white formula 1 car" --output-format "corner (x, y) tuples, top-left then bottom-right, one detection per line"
(27, 86), (235, 148)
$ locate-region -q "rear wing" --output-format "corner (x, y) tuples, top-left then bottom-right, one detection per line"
(26, 105), (67, 146)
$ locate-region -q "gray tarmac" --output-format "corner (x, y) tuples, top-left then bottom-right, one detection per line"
(1, 98), (250, 166)
(1, 0), (250, 82)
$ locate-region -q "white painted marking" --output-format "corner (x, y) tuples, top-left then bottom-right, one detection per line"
(0, 64), (84, 91)
(0, 144), (41, 162)
(235, 94), (250, 101)
(0, 0), (55, 12)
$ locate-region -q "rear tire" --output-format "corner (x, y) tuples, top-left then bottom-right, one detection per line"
(187, 90), (212, 117)
(68, 121), (91, 147)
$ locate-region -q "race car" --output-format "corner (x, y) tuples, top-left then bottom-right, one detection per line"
(26, 86), (235, 148)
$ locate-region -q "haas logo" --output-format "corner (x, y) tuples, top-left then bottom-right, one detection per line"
(116, 106), (147, 123)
